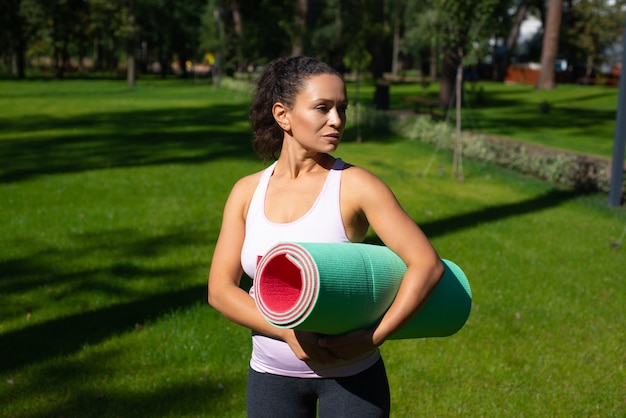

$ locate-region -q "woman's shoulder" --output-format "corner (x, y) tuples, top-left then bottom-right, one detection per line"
(223, 166), (271, 219)
(230, 167), (268, 197)
(340, 161), (383, 185)
(340, 160), (396, 206)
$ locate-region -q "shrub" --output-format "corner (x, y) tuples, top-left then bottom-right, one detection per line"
(390, 114), (626, 199)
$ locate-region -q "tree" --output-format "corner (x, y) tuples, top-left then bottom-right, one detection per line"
(336, 0), (391, 109)
(403, 1), (439, 81)
(435, 0), (499, 108)
(308, 0), (343, 68)
(343, 31), (372, 142)
(229, 0), (245, 70)
(402, 0), (499, 177)
(138, 0), (205, 78)
(567, 0), (626, 80)
(19, 0), (89, 79)
(307, 0), (393, 107)
(88, 0), (113, 72)
(291, 0), (309, 56)
(494, 0), (532, 81)
(402, 1), (499, 108)
(536, 0), (562, 89)
(122, 0), (138, 86)
(387, 0), (407, 76)
(0, 0), (28, 78)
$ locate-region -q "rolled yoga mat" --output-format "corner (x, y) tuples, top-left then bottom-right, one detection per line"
(254, 242), (472, 340)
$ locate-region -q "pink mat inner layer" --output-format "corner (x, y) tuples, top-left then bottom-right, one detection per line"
(257, 254), (303, 312)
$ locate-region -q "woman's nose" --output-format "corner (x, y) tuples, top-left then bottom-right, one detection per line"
(328, 108), (342, 127)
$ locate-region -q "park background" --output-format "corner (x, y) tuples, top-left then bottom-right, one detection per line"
(2, 1), (626, 417)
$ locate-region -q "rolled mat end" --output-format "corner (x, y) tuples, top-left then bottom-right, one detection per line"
(256, 253), (304, 312)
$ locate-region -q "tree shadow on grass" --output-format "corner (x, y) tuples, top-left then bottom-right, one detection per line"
(460, 87), (617, 150)
(23, 376), (246, 418)
(366, 188), (581, 245)
(0, 103), (257, 184)
(1, 330), (247, 417)
(420, 188), (582, 238)
(0, 225), (212, 374)
(467, 86), (618, 108)
(0, 100), (397, 184)
(467, 105), (617, 140)
(0, 285), (207, 374)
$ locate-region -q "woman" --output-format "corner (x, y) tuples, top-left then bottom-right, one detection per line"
(208, 56), (444, 417)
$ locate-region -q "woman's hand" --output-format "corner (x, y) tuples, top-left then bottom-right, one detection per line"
(317, 328), (377, 361)
(282, 329), (338, 364)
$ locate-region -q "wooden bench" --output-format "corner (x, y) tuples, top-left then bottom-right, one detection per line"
(404, 96), (445, 117)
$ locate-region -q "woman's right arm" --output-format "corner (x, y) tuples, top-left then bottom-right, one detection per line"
(207, 177), (280, 335)
(207, 178), (335, 364)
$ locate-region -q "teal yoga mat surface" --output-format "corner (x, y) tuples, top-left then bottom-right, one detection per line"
(254, 242), (472, 339)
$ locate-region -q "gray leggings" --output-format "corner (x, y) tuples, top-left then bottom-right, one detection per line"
(246, 358), (390, 418)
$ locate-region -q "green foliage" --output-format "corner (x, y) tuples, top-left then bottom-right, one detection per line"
(402, 2), (439, 59)
(198, 0), (221, 54)
(309, 0), (343, 62)
(413, 0), (500, 55)
(567, 0), (626, 70)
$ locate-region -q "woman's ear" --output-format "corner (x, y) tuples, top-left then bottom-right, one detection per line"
(272, 102), (290, 131)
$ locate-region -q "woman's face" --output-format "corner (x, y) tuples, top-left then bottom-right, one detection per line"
(285, 73), (348, 154)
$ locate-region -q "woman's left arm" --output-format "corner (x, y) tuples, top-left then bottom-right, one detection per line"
(319, 167), (444, 357)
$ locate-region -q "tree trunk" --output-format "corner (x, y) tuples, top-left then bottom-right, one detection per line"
(159, 44), (169, 79)
(536, 0), (563, 90)
(429, 42), (437, 80)
(439, 49), (459, 110)
(453, 52), (463, 180)
(62, 36), (70, 75)
(371, 0), (388, 110)
(214, 7), (225, 86)
(231, 0), (243, 36)
(127, 1), (137, 86)
(176, 51), (186, 78)
(391, 17), (400, 75)
(230, 0), (245, 70)
(127, 40), (136, 86)
(13, 34), (26, 79)
(54, 46), (64, 79)
(291, 0), (308, 56)
(93, 36), (102, 71)
(11, 14), (27, 79)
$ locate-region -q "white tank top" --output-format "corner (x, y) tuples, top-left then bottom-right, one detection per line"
(241, 158), (380, 378)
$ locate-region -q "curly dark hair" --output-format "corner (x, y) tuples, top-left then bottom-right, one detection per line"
(249, 56), (342, 161)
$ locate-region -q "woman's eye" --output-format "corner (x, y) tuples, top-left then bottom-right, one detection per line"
(317, 106), (329, 112)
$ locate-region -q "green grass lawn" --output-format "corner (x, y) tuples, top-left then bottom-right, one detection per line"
(1, 78), (625, 417)
(354, 78), (621, 159)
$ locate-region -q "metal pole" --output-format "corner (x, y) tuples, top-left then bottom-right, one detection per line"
(609, 20), (626, 207)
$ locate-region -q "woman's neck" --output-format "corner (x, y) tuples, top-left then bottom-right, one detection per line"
(275, 150), (334, 179)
